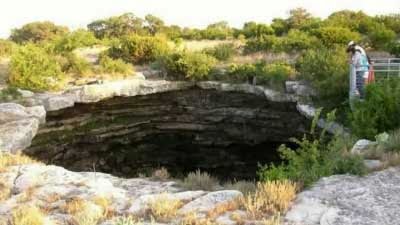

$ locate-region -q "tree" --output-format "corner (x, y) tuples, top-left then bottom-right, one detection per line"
(242, 22), (274, 38)
(287, 8), (313, 29)
(145, 14), (165, 35)
(202, 21), (233, 40)
(10, 21), (69, 44)
(271, 18), (289, 36)
(316, 27), (361, 47)
(88, 13), (145, 39)
(368, 23), (396, 49)
(325, 10), (372, 33)
(376, 14), (400, 34)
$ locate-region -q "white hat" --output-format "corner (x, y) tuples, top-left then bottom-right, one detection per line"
(347, 41), (355, 47)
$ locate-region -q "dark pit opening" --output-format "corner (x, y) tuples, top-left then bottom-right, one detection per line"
(26, 88), (310, 180)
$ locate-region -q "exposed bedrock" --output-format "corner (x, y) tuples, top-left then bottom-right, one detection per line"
(26, 88), (311, 179)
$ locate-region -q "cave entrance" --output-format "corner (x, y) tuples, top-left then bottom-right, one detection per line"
(26, 88), (310, 180)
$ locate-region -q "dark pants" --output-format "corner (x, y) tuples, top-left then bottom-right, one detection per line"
(356, 71), (365, 98)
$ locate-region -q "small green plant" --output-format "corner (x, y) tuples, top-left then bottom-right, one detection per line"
(64, 53), (94, 76)
(349, 79), (400, 139)
(9, 44), (65, 91)
(107, 35), (169, 65)
(97, 54), (134, 75)
(203, 43), (236, 61)
(258, 109), (366, 187)
(181, 170), (219, 191)
(0, 87), (22, 101)
(375, 129), (400, 152)
(0, 39), (16, 57)
(157, 51), (217, 80)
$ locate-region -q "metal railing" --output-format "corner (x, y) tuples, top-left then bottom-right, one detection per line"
(370, 58), (400, 81)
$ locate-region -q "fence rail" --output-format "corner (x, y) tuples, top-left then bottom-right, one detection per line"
(371, 58), (400, 80)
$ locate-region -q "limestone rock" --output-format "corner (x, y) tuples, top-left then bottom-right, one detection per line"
(0, 118), (39, 153)
(0, 103), (29, 124)
(285, 167), (400, 225)
(179, 190), (243, 214)
(351, 139), (374, 155)
(43, 96), (75, 111)
(363, 160), (383, 171)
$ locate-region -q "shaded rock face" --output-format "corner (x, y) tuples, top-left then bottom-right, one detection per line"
(26, 88), (310, 180)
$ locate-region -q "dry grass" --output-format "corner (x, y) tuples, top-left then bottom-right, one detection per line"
(224, 180), (256, 196)
(17, 186), (37, 203)
(0, 153), (38, 172)
(151, 167), (170, 181)
(230, 212), (245, 225)
(206, 200), (240, 220)
(241, 180), (297, 219)
(181, 170), (219, 191)
(180, 212), (217, 225)
(64, 197), (105, 225)
(12, 205), (46, 225)
(262, 214), (281, 225)
(0, 182), (11, 202)
(147, 194), (183, 222)
(92, 195), (115, 219)
(172, 40), (242, 51)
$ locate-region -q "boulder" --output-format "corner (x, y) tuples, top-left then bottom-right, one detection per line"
(351, 139), (374, 155)
(363, 160), (383, 171)
(0, 118), (39, 153)
(285, 167), (400, 225)
(43, 96), (75, 111)
(0, 103), (29, 124)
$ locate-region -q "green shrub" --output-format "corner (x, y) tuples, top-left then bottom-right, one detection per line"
(107, 35), (168, 65)
(280, 29), (320, 52)
(367, 23), (396, 49)
(244, 35), (281, 53)
(0, 87), (22, 102)
(258, 62), (296, 88)
(349, 79), (400, 139)
(9, 44), (64, 91)
(227, 62), (295, 88)
(52, 29), (99, 53)
(10, 21), (69, 44)
(388, 41), (400, 57)
(376, 129), (400, 152)
(315, 26), (361, 47)
(258, 110), (366, 187)
(62, 53), (93, 76)
(97, 54), (134, 75)
(157, 51), (217, 80)
(0, 39), (16, 57)
(203, 43), (236, 61)
(297, 47), (348, 105)
(181, 170), (218, 191)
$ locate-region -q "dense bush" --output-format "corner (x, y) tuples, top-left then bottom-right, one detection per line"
(297, 47), (348, 105)
(10, 21), (69, 44)
(241, 22), (274, 38)
(62, 53), (93, 76)
(157, 51), (217, 80)
(367, 23), (396, 49)
(0, 39), (16, 57)
(315, 26), (361, 47)
(244, 35), (281, 53)
(349, 79), (400, 139)
(258, 111), (365, 187)
(280, 29), (320, 52)
(97, 54), (134, 75)
(52, 29), (99, 53)
(388, 41), (400, 57)
(88, 13), (146, 39)
(203, 43), (236, 61)
(9, 44), (64, 91)
(107, 35), (169, 65)
(226, 62), (295, 88)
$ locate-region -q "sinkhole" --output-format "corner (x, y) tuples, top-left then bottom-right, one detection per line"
(26, 88), (311, 180)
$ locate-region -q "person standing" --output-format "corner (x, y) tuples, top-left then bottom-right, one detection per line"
(347, 41), (369, 103)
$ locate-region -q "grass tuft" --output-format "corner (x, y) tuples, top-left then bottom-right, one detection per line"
(12, 205), (45, 225)
(181, 170), (218, 191)
(147, 194), (183, 222)
(241, 180), (297, 219)
(0, 153), (38, 172)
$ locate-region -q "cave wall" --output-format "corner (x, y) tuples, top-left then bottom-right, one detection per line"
(26, 88), (310, 179)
